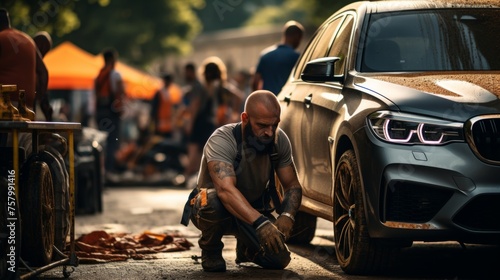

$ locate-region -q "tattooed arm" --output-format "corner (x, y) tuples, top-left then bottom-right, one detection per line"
(207, 160), (262, 224)
(276, 162), (302, 216)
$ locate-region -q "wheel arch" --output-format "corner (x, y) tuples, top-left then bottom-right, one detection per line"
(332, 131), (372, 230)
(334, 134), (354, 168)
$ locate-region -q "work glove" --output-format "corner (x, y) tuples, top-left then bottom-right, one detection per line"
(274, 214), (294, 241)
(255, 218), (286, 254)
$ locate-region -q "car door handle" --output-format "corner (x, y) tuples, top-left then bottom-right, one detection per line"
(284, 95), (291, 104)
(304, 94), (312, 108)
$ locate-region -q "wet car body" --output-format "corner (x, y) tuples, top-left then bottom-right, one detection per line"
(277, 0), (500, 274)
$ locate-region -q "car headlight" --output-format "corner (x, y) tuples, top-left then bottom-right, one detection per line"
(368, 111), (464, 145)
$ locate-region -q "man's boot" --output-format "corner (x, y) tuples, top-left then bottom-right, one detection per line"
(201, 250), (226, 272)
(199, 224), (226, 272)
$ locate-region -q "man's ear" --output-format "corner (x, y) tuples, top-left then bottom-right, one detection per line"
(241, 112), (249, 123)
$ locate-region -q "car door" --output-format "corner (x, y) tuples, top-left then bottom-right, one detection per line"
(301, 14), (355, 205)
(280, 21), (331, 187)
(279, 81), (309, 182)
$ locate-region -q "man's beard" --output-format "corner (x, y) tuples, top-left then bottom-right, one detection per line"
(243, 123), (274, 154)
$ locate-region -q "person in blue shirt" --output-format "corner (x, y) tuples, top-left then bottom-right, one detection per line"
(252, 20), (304, 95)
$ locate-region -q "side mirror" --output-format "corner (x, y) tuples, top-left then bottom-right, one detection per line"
(301, 57), (343, 82)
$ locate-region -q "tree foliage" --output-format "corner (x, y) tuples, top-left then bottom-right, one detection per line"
(3, 0), (203, 67)
(2, 0), (80, 37)
(2, 0), (357, 67)
(244, 0), (356, 30)
(194, 0), (285, 33)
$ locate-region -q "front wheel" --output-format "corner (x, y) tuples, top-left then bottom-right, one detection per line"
(333, 150), (398, 275)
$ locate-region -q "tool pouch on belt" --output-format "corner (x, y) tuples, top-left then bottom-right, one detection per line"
(191, 188), (232, 231)
(180, 187), (198, 226)
(180, 187), (232, 229)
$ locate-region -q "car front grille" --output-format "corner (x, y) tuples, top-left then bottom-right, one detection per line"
(383, 181), (453, 223)
(453, 194), (500, 231)
(466, 115), (500, 164)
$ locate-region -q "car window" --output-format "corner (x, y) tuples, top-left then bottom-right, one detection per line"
(293, 25), (328, 80)
(328, 15), (354, 76)
(294, 17), (343, 80)
(293, 25), (326, 80)
(361, 9), (500, 72)
(309, 17), (343, 62)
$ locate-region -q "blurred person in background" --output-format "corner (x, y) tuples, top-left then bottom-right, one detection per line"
(181, 62), (204, 109)
(94, 48), (125, 176)
(252, 20), (304, 95)
(183, 56), (243, 187)
(230, 68), (252, 112)
(116, 73), (184, 179)
(150, 73), (183, 139)
(175, 62), (204, 145)
(33, 30), (54, 121)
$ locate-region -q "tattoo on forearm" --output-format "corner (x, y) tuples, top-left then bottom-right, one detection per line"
(211, 161), (236, 180)
(282, 186), (302, 215)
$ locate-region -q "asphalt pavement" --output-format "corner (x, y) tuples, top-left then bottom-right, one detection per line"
(33, 186), (344, 280)
(31, 186), (500, 280)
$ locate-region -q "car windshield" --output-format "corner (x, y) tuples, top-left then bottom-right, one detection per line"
(361, 9), (500, 72)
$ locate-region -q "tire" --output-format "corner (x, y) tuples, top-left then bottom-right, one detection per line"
(287, 211), (317, 244)
(38, 147), (70, 258)
(333, 150), (398, 275)
(0, 176), (20, 280)
(20, 160), (55, 266)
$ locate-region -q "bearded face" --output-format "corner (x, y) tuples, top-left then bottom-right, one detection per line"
(243, 119), (275, 154)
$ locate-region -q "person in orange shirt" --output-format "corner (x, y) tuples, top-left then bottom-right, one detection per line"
(94, 48), (125, 174)
(119, 73), (183, 177)
(150, 73), (182, 138)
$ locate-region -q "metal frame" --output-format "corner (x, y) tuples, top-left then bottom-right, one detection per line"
(0, 121), (81, 279)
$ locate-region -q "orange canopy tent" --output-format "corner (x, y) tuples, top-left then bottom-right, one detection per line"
(44, 41), (162, 100)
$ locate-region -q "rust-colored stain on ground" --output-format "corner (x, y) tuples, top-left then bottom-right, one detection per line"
(70, 230), (194, 263)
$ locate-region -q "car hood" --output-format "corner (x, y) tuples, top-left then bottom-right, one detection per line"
(355, 72), (500, 122)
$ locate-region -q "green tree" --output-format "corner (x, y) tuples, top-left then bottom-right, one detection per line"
(65, 0), (203, 66)
(3, 0), (356, 67)
(3, 0), (204, 67)
(194, 0), (284, 33)
(244, 0), (356, 30)
(2, 0), (80, 37)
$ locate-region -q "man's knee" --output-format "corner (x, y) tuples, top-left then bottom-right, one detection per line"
(190, 188), (232, 231)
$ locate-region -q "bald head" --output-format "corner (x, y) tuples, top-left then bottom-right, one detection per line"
(242, 90), (281, 149)
(244, 90), (280, 118)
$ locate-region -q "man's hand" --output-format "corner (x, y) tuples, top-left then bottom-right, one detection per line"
(274, 214), (294, 240)
(256, 220), (286, 254)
